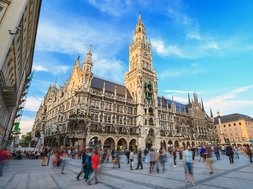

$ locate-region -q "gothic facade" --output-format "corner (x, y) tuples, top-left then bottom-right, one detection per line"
(31, 15), (216, 150)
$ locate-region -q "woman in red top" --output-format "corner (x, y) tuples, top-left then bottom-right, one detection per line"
(87, 150), (100, 185)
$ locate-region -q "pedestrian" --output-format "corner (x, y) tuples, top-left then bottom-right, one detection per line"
(60, 150), (68, 174)
(205, 145), (214, 174)
(246, 145), (253, 163)
(116, 150), (120, 168)
(183, 146), (196, 186)
(76, 150), (86, 180)
(47, 149), (51, 166)
(160, 148), (166, 173)
(154, 149), (160, 173)
(214, 145), (220, 160)
(41, 150), (47, 166)
(0, 149), (10, 177)
(172, 148), (177, 167)
(84, 148), (93, 181)
(126, 149), (130, 164)
(191, 147), (195, 161)
(234, 146), (239, 159)
(136, 149), (143, 169)
(226, 144), (234, 164)
(130, 149), (134, 170)
(149, 148), (155, 173)
(87, 150), (100, 185)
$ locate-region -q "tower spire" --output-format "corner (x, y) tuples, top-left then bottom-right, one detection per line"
(188, 93), (191, 104)
(210, 108), (213, 117)
(201, 99), (205, 112)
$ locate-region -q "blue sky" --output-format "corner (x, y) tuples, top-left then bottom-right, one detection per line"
(20, 0), (253, 133)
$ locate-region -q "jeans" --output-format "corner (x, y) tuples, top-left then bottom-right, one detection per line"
(87, 168), (99, 184)
(136, 159), (143, 169)
(173, 157), (176, 166)
(215, 153), (220, 160)
(130, 159), (133, 170)
(77, 165), (86, 179)
(84, 164), (93, 180)
(229, 155), (234, 163)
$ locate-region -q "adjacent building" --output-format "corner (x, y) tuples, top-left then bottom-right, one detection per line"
(31, 15), (216, 150)
(0, 0), (41, 148)
(214, 113), (253, 145)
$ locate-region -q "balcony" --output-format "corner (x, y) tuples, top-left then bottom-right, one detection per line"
(0, 71), (17, 107)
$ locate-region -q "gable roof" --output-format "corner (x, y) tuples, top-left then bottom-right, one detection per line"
(91, 76), (133, 99)
(214, 113), (253, 124)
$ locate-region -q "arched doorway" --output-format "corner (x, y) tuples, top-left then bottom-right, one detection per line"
(168, 140), (173, 149)
(160, 140), (166, 149)
(129, 138), (137, 151)
(187, 141), (190, 147)
(182, 142), (185, 148)
(89, 136), (101, 148)
(174, 140), (179, 149)
(117, 138), (128, 150)
(52, 138), (57, 148)
(64, 136), (70, 147)
(192, 141), (195, 147)
(146, 128), (155, 150)
(104, 137), (115, 150)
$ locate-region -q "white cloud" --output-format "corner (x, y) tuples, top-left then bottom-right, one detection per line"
(24, 96), (43, 112)
(19, 116), (35, 134)
(152, 39), (184, 57)
(167, 0), (201, 40)
(205, 85), (253, 107)
(87, 0), (133, 16)
(163, 89), (200, 94)
(159, 63), (205, 78)
(93, 55), (126, 83)
(205, 85), (253, 117)
(33, 63), (70, 75)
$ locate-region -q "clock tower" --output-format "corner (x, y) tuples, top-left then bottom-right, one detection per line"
(125, 14), (159, 149)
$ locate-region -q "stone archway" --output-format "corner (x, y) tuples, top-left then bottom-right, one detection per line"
(104, 137), (115, 150)
(187, 141), (191, 147)
(89, 136), (101, 148)
(52, 138), (57, 148)
(64, 136), (70, 147)
(182, 142), (185, 148)
(168, 140), (173, 147)
(192, 141), (195, 147)
(174, 140), (179, 149)
(146, 128), (155, 150)
(117, 138), (128, 150)
(160, 140), (166, 149)
(129, 138), (137, 151)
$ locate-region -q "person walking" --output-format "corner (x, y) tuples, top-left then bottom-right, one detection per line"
(41, 150), (47, 166)
(214, 145), (220, 160)
(246, 145), (253, 163)
(154, 149), (160, 173)
(183, 146), (196, 186)
(172, 148), (177, 167)
(149, 149), (155, 173)
(84, 149), (93, 181)
(160, 148), (166, 173)
(76, 150), (86, 180)
(226, 144), (234, 164)
(126, 149), (130, 164)
(205, 145), (214, 174)
(136, 149), (143, 170)
(87, 150), (100, 185)
(234, 146), (239, 159)
(130, 149), (134, 170)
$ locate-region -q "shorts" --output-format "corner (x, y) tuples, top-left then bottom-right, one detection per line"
(185, 162), (193, 174)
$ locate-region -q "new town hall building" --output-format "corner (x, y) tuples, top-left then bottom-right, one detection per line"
(31, 16), (217, 150)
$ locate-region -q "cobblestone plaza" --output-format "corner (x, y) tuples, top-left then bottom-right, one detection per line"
(1, 153), (252, 189)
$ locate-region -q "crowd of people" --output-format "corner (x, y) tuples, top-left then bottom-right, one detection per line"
(1, 143), (253, 186)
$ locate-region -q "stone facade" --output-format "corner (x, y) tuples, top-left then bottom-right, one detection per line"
(0, 0), (41, 148)
(32, 15), (216, 150)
